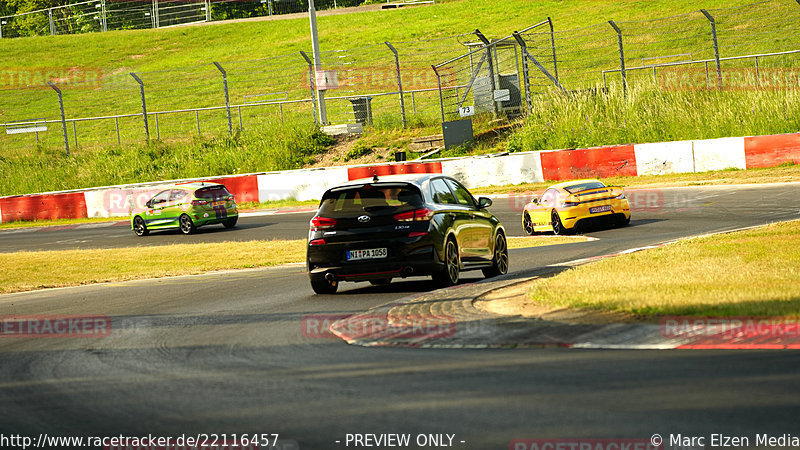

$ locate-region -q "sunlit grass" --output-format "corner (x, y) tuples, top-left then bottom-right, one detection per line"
(527, 220), (800, 317)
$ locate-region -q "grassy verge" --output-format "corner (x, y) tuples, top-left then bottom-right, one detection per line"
(0, 240), (307, 294)
(527, 220), (800, 318)
(0, 216), (127, 230)
(472, 163), (800, 195)
(0, 235), (585, 294)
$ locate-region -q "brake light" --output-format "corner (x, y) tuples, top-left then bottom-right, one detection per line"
(191, 199), (209, 206)
(309, 238), (326, 246)
(393, 208), (434, 222)
(409, 231), (429, 237)
(310, 216), (337, 231)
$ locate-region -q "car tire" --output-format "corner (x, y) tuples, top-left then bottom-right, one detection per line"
(551, 210), (571, 236)
(523, 213), (535, 236)
(179, 214), (196, 235)
(369, 279), (391, 286)
(433, 236), (460, 287)
(311, 276), (338, 294)
(482, 232), (509, 278)
(223, 217), (238, 229)
(133, 216), (149, 237)
(618, 215), (631, 227)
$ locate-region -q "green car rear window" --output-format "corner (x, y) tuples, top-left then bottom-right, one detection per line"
(195, 186), (231, 200)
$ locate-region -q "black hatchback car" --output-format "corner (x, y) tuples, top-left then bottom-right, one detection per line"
(306, 174), (508, 294)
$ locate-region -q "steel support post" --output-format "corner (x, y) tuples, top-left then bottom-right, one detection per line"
(609, 20), (627, 97)
(129, 72), (150, 142)
(512, 32), (532, 114)
(300, 51), (319, 126)
(213, 62), (233, 135)
(385, 41), (407, 128)
(474, 29), (499, 116)
(432, 65), (445, 124)
(700, 9), (723, 89)
(547, 17), (559, 84)
(47, 82), (70, 155)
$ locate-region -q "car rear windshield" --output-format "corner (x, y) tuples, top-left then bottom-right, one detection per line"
(563, 181), (606, 194)
(195, 186), (231, 200)
(319, 184), (423, 216)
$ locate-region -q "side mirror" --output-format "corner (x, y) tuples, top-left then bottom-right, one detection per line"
(478, 197), (493, 208)
(530, 195), (539, 205)
(145, 200), (152, 208)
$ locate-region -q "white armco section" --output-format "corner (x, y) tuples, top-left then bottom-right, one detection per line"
(441, 151), (544, 188)
(257, 167), (349, 202)
(692, 136), (747, 172)
(84, 185), (173, 218)
(633, 140), (695, 176)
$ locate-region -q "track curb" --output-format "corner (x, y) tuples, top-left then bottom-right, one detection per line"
(330, 223), (800, 350)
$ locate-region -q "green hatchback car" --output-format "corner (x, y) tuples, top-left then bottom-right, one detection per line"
(131, 182), (239, 236)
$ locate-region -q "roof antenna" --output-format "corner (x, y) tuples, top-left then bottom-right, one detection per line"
(373, 174), (379, 183)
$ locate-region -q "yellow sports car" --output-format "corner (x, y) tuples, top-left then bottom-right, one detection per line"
(522, 179), (631, 235)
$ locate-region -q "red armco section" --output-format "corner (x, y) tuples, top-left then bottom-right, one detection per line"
(206, 175), (260, 204)
(744, 132), (800, 168)
(0, 192), (88, 222)
(540, 145), (637, 181)
(347, 162), (443, 181)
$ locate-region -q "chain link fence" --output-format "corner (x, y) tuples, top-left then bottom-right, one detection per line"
(432, 0), (800, 132)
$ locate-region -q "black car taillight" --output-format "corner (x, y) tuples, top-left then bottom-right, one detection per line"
(310, 216), (337, 231)
(309, 238), (326, 246)
(191, 199), (209, 206)
(393, 208), (434, 222)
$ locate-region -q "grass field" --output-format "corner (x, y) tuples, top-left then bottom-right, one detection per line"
(527, 220), (800, 318)
(1, 0), (799, 197)
(0, 235), (584, 294)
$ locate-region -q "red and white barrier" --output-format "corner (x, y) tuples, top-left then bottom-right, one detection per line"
(1, 131), (798, 223)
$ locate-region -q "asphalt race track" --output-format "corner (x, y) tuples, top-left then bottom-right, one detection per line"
(1, 183), (799, 449)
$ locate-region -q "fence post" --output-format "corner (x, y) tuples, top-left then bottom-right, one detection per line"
(154, 0), (159, 28)
(608, 20), (626, 97)
(300, 51), (319, 127)
(700, 9), (722, 89)
(474, 29), (499, 116)
(47, 82), (69, 155)
(213, 62), (233, 135)
(205, 0), (211, 21)
(512, 32), (532, 115)
(432, 65), (445, 124)
(385, 41), (407, 128)
(49, 8), (55, 35)
(101, 0), (107, 32)
(129, 72), (150, 142)
(268, 0), (273, 16)
(547, 17), (559, 84)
